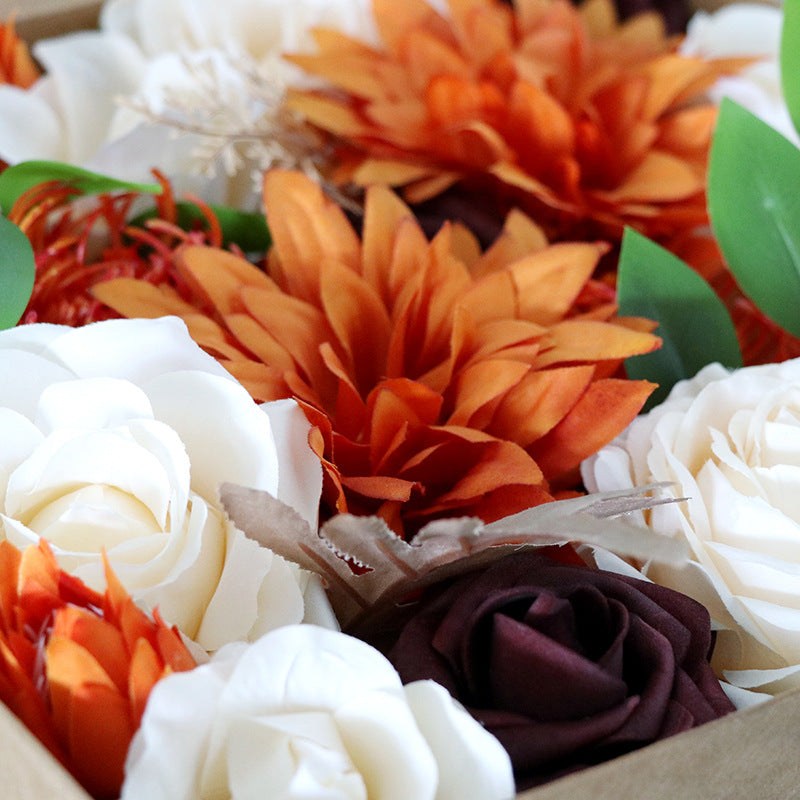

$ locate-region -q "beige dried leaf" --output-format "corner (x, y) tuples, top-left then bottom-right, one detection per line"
(219, 482), (686, 626)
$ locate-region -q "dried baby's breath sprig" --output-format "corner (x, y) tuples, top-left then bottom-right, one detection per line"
(119, 51), (361, 212)
(220, 482), (686, 627)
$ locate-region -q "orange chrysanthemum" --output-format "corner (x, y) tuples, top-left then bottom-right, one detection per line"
(0, 16), (38, 88)
(0, 540), (196, 799)
(93, 168), (660, 537)
(286, 0), (748, 245)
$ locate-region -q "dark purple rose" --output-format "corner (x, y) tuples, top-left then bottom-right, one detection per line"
(363, 552), (734, 787)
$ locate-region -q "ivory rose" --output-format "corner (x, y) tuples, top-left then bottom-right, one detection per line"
(582, 359), (800, 696)
(121, 624), (515, 800)
(0, 316), (331, 651)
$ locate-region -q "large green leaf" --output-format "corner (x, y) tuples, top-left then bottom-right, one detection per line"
(708, 98), (800, 337)
(132, 201), (272, 253)
(617, 228), (742, 409)
(0, 214), (36, 329)
(0, 161), (161, 215)
(782, 0), (800, 139)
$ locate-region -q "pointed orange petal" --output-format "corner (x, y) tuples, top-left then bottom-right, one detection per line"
(0, 540), (21, 626)
(509, 242), (606, 326)
(319, 258), (392, 394)
(128, 638), (163, 728)
(263, 169), (361, 302)
(339, 474), (419, 502)
(352, 158), (439, 188)
(529, 378), (656, 479)
(285, 90), (372, 137)
(177, 244), (277, 314)
(288, 53), (389, 100)
(641, 55), (721, 120)
(92, 278), (199, 319)
(532, 319), (660, 368)
(471, 209), (548, 280)
(593, 150), (703, 204)
(47, 636), (132, 798)
(418, 438), (544, 509)
(373, 0), (446, 56)
(319, 342), (368, 440)
(448, 359), (531, 428)
(490, 364), (596, 446)
(362, 184), (416, 306)
(222, 360), (289, 403)
(224, 313), (296, 374)
(51, 607), (129, 696)
(509, 81), (575, 159)
(239, 286), (337, 404)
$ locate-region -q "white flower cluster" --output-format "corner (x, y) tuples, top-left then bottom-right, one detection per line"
(0, 0), (376, 207)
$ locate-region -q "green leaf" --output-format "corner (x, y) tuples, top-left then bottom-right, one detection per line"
(782, 0), (800, 138)
(0, 214), (36, 329)
(132, 201), (272, 253)
(0, 161), (161, 215)
(708, 98), (800, 337)
(617, 228), (742, 409)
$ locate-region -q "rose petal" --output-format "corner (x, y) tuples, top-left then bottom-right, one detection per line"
(404, 680), (515, 800)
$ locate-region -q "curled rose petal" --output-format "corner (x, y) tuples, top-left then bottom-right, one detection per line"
(0, 317), (333, 652)
(121, 625), (514, 800)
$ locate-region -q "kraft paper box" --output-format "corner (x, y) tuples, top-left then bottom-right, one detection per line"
(0, 1), (795, 798)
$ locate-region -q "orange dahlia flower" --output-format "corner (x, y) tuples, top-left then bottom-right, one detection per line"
(0, 540), (196, 799)
(0, 16), (38, 88)
(286, 0), (748, 245)
(93, 168), (660, 537)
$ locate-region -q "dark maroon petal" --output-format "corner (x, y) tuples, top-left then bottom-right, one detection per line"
(657, 699), (696, 738)
(613, 575), (714, 667)
(476, 696), (640, 772)
(522, 592), (582, 652)
(604, 615), (675, 743)
(389, 603), (461, 695)
(489, 613), (629, 720)
(357, 551), (734, 789)
(595, 599), (628, 678)
(668, 667), (735, 727)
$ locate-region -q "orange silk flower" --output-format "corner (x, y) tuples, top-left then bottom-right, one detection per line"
(12, 174), (228, 327)
(93, 168), (660, 537)
(0, 16), (38, 88)
(0, 540), (196, 799)
(286, 0), (748, 245)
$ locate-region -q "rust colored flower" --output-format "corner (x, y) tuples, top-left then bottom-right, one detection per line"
(286, 0), (748, 246)
(10, 175), (229, 327)
(0, 16), (38, 88)
(93, 168), (660, 537)
(0, 540), (196, 799)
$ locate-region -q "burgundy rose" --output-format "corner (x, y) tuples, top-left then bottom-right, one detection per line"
(363, 552), (734, 787)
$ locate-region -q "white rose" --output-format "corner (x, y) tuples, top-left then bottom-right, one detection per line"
(0, 316), (332, 651)
(582, 358), (800, 696)
(121, 624), (515, 800)
(680, 3), (798, 145)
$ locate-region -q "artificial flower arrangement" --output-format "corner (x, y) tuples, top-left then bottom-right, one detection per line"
(2, 0), (800, 798)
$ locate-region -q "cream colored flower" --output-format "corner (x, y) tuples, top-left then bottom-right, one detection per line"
(582, 359), (800, 696)
(121, 624), (515, 800)
(0, 316), (331, 652)
(0, 0), (376, 206)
